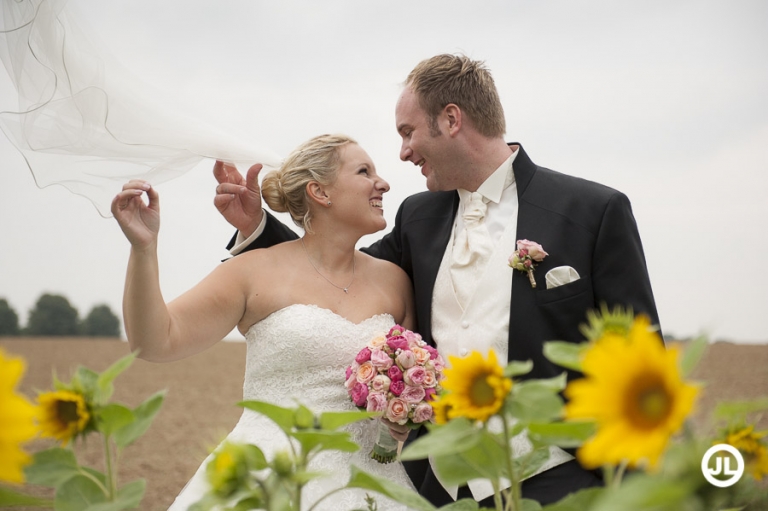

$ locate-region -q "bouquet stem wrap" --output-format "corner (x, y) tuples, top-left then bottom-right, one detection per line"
(371, 421), (399, 464)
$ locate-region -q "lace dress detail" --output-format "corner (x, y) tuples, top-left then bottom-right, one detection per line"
(168, 304), (416, 510)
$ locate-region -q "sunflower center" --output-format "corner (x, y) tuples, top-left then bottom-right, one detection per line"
(56, 400), (80, 424)
(626, 378), (672, 429)
(469, 376), (496, 407)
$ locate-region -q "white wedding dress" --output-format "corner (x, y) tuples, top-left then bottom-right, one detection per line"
(168, 304), (416, 511)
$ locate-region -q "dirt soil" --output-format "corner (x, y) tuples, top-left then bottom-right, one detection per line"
(2, 338), (766, 510)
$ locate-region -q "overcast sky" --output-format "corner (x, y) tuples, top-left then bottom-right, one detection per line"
(1, 0), (766, 343)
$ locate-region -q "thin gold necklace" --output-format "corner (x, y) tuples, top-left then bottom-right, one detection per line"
(300, 238), (356, 293)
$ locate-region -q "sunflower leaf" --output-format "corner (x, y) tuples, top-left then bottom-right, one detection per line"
(677, 335), (708, 377)
(319, 410), (378, 431)
(96, 403), (134, 437)
(539, 487), (603, 510)
(527, 421), (596, 448)
(400, 418), (481, 460)
(542, 342), (587, 372)
(345, 465), (436, 511)
(239, 400), (295, 433)
(291, 430), (360, 454)
(504, 360), (533, 377)
(24, 447), (80, 488)
(54, 474), (108, 511)
(0, 485), (53, 507)
(113, 391), (166, 449)
(94, 352), (136, 405)
(507, 381), (564, 423)
(713, 397), (768, 421)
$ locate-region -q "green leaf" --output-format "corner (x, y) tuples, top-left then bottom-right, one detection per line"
(713, 397), (768, 421)
(54, 474), (108, 511)
(429, 431), (508, 486)
(542, 341), (587, 372)
(24, 447), (80, 487)
(294, 404), (315, 429)
(435, 500), (479, 511)
(84, 479), (146, 511)
(540, 487), (603, 511)
(239, 400), (295, 433)
(520, 499), (543, 511)
(590, 475), (696, 511)
(504, 360), (533, 378)
(291, 430), (360, 454)
(527, 421), (596, 448)
(72, 367), (100, 399)
(97, 404), (135, 437)
(95, 353), (137, 405)
(400, 418), (482, 461)
(0, 485), (52, 507)
(113, 391), (166, 449)
(319, 410), (378, 431)
(678, 335), (708, 377)
(507, 381), (564, 423)
(346, 465), (436, 511)
(517, 446), (553, 480)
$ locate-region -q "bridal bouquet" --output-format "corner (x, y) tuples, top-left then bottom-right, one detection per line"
(345, 325), (445, 463)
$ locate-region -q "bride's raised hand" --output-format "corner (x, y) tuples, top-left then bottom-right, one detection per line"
(111, 180), (160, 250)
(213, 161), (264, 238)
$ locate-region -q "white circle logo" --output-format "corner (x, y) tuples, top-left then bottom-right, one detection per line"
(701, 444), (744, 488)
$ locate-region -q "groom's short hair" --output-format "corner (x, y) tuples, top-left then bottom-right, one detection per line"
(405, 54), (506, 139)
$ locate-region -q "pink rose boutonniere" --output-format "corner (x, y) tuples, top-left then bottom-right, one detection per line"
(345, 324), (445, 463)
(509, 239), (548, 288)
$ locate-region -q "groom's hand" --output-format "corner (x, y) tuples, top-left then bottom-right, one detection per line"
(213, 161), (264, 238)
(381, 417), (410, 442)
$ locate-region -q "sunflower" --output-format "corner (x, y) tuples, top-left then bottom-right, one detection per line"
(440, 350), (512, 423)
(564, 316), (699, 469)
(37, 390), (90, 445)
(0, 349), (39, 484)
(430, 394), (455, 425)
(723, 425), (768, 480)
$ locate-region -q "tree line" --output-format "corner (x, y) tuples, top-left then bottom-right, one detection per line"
(0, 294), (120, 337)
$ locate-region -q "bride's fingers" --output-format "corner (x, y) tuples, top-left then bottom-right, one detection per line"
(144, 183), (160, 211)
(121, 179), (151, 192)
(111, 189), (143, 215)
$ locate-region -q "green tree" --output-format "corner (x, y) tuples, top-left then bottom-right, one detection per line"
(0, 298), (20, 335)
(26, 293), (80, 336)
(82, 304), (121, 337)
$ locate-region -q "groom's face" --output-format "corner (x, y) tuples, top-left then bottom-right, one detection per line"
(395, 87), (459, 192)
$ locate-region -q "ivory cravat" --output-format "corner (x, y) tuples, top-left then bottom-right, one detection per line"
(450, 191), (493, 309)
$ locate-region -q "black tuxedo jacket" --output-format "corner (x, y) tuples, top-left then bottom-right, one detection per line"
(234, 144), (660, 500)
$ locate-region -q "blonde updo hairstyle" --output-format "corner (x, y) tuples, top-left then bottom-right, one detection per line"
(262, 134), (357, 233)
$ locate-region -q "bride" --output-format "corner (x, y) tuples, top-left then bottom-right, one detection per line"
(111, 133), (417, 510)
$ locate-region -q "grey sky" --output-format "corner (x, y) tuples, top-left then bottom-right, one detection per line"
(1, 0), (766, 342)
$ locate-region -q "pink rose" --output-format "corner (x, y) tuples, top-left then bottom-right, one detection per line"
(422, 370), (438, 388)
(424, 388), (437, 402)
(412, 402), (433, 423)
(356, 361), (377, 384)
(404, 366), (427, 386)
(344, 372), (357, 390)
(351, 382), (369, 407)
(387, 325), (405, 337)
(403, 330), (422, 343)
(371, 374), (391, 393)
(345, 365), (354, 380)
(424, 345), (439, 360)
(390, 380), (405, 396)
(369, 334), (388, 349)
(400, 384), (426, 404)
(370, 349), (393, 371)
(366, 391), (388, 412)
(386, 397), (409, 425)
(355, 347), (372, 364)
(516, 239), (548, 261)
(396, 350), (417, 370)
(387, 365), (403, 382)
(387, 336), (409, 351)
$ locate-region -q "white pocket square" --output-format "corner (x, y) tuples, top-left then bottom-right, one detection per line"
(545, 266), (580, 289)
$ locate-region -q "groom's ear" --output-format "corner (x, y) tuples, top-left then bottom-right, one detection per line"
(306, 181), (330, 207)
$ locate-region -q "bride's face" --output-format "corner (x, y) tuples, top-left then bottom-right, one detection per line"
(325, 143), (390, 234)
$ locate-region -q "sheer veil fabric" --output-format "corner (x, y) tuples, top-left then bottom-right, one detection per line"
(0, 0), (281, 216)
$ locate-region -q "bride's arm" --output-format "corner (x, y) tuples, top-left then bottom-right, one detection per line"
(113, 181), (247, 362)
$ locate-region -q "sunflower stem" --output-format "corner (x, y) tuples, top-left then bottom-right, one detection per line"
(613, 460), (629, 488)
(104, 434), (117, 500)
(501, 417), (522, 511)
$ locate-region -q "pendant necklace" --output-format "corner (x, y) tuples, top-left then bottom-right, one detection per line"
(301, 238), (355, 293)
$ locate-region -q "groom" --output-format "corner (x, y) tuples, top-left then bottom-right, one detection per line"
(214, 54), (660, 506)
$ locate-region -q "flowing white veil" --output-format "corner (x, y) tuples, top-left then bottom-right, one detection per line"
(0, 0), (281, 216)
